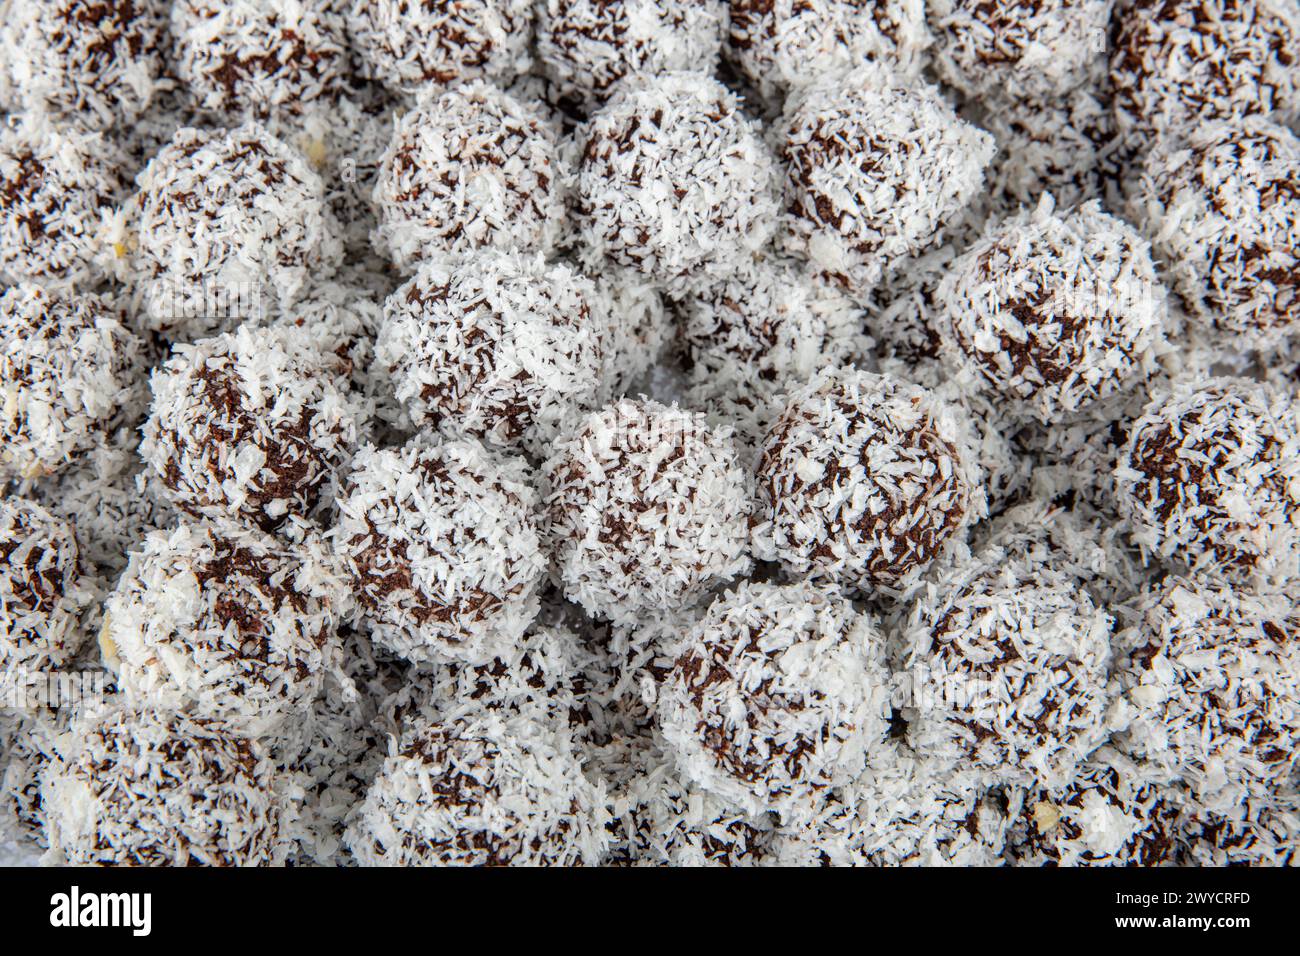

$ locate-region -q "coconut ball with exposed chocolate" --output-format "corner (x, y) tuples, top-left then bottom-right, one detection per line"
(657, 580), (891, 818)
(1177, 794), (1299, 866)
(779, 65), (994, 302)
(1114, 377), (1300, 583)
(1114, 577), (1300, 810)
(0, 118), (124, 287)
(542, 399), (752, 624)
(348, 0), (534, 100)
(376, 251), (604, 455)
(332, 435), (547, 667)
(0, 285), (147, 482)
(0, 1), (170, 130)
(344, 709), (609, 866)
(754, 367), (981, 597)
(140, 324), (361, 532)
(1128, 117), (1300, 349)
(124, 122), (341, 339)
(171, 0), (352, 122)
(372, 81), (564, 271)
(535, 0), (726, 110)
(42, 706), (290, 866)
(937, 197), (1168, 424)
(573, 71), (781, 293)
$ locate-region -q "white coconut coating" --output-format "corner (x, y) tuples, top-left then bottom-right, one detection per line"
(172, 0), (352, 122)
(1177, 794), (1298, 866)
(372, 81), (565, 271)
(0, 712), (59, 848)
(348, 0), (534, 100)
(1128, 117), (1299, 349)
(343, 709), (609, 866)
(141, 324), (361, 532)
(778, 66), (994, 302)
(536, 0), (726, 110)
(0, 285), (147, 482)
(1113, 577), (1300, 812)
(657, 580), (892, 819)
(123, 122), (342, 339)
(927, 0), (1111, 103)
(937, 197), (1169, 424)
(332, 435), (547, 667)
(572, 71), (781, 294)
(1110, 0), (1300, 150)
(542, 398), (752, 624)
(591, 267), (671, 402)
(1113, 377), (1300, 583)
(0, 0), (170, 130)
(754, 367), (982, 597)
(42, 705), (290, 866)
(725, 0), (931, 107)
(376, 251), (605, 455)
(102, 519), (343, 736)
(0, 117), (124, 287)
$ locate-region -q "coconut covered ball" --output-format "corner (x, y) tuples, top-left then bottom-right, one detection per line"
(42, 706), (290, 866)
(542, 399), (752, 624)
(141, 324), (360, 532)
(535, 0), (726, 110)
(1128, 117), (1299, 349)
(1110, 0), (1300, 151)
(754, 367), (981, 597)
(0, 285), (147, 482)
(348, 0), (534, 100)
(124, 122), (341, 339)
(726, 0), (930, 107)
(0, 1), (170, 130)
(572, 71), (781, 293)
(101, 519), (343, 736)
(0, 118), (124, 287)
(927, 0), (1111, 103)
(657, 580), (891, 819)
(1177, 794), (1299, 866)
(779, 66), (994, 302)
(937, 197), (1168, 424)
(372, 81), (565, 270)
(171, 0), (352, 122)
(1114, 577), (1300, 811)
(343, 709), (609, 866)
(332, 435), (547, 667)
(376, 251), (605, 455)
(1114, 377), (1300, 583)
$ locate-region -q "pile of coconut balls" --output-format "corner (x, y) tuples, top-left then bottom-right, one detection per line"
(1, 0), (1299, 868)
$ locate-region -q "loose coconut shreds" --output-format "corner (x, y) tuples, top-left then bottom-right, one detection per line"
(123, 122), (342, 339)
(0, 0), (170, 130)
(1110, 0), (1300, 152)
(535, 0), (726, 110)
(372, 82), (565, 270)
(102, 519), (345, 737)
(657, 580), (892, 820)
(1112, 577), (1300, 812)
(1113, 377), (1300, 584)
(377, 251), (605, 455)
(332, 435), (547, 667)
(753, 367), (983, 598)
(572, 71), (782, 294)
(778, 66), (995, 303)
(937, 197), (1169, 425)
(725, 0), (931, 108)
(344, 709), (610, 866)
(172, 0), (352, 123)
(542, 398), (753, 625)
(0, 284), (147, 482)
(348, 0), (535, 100)
(42, 705), (291, 866)
(0, 117), (125, 287)
(590, 267), (671, 402)
(1176, 793), (1299, 865)
(927, 0), (1112, 103)
(1128, 117), (1300, 349)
